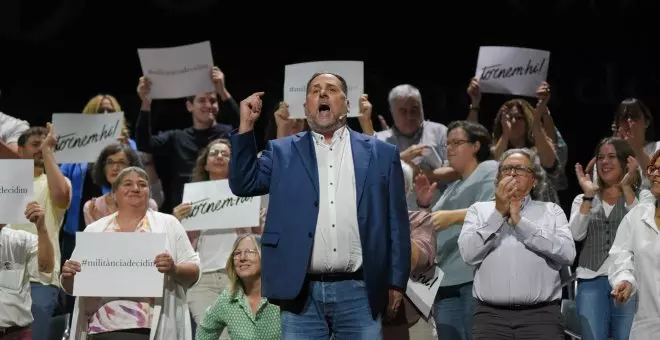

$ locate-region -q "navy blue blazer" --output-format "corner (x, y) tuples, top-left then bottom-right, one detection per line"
(228, 128), (411, 317)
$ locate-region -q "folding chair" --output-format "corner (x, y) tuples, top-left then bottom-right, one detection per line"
(560, 266), (581, 339)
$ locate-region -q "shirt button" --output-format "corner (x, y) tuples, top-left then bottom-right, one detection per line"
(330, 165), (333, 168)
(333, 248), (337, 252)
(332, 224), (335, 228)
(330, 182), (333, 185)
(330, 201), (334, 204)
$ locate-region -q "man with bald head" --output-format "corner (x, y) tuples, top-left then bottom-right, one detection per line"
(229, 72), (411, 339)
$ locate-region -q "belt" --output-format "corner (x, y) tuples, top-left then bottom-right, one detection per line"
(477, 299), (560, 311)
(0, 326), (26, 336)
(307, 268), (364, 282)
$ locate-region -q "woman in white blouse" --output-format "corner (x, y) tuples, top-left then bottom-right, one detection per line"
(571, 137), (654, 340)
(61, 167), (201, 340)
(609, 148), (660, 339)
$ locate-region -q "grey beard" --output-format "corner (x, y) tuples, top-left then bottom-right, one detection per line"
(306, 117), (346, 135)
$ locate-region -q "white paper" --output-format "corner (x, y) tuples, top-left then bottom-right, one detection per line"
(406, 267), (443, 317)
(181, 179), (260, 231)
(475, 46), (550, 97)
(0, 160), (34, 224)
(284, 61), (364, 119)
(72, 232), (165, 297)
(51, 113), (124, 163)
(421, 146), (445, 169)
(138, 41), (215, 99)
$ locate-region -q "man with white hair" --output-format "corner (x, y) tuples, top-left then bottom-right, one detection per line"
(361, 85), (459, 210)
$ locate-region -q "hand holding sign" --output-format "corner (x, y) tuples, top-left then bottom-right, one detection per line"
(154, 252), (175, 275)
(467, 78), (481, 105)
(137, 77), (152, 103)
(211, 66), (226, 93)
(41, 123), (57, 152)
(173, 202), (192, 221)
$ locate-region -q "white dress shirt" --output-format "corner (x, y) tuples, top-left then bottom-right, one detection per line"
(308, 127), (363, 273)
(608, 202), (660, 339)
(0, 227), (37, 328)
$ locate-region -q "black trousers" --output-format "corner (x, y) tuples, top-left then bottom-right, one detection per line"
(472, 300), (564, 340)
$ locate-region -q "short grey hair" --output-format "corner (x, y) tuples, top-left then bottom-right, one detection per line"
(388, 84), (424, 117)
(496, 148), (548, 200)
(111, 166), (150, 194)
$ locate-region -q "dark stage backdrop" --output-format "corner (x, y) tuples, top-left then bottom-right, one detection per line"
(0, 0), (658, 211)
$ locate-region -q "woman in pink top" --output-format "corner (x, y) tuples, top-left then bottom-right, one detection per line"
(83, 143), (158, 225)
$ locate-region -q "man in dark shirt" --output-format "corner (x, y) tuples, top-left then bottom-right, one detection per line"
(134, 66), (239, 213)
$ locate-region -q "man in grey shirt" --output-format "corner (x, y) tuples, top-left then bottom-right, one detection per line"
(373, 84), (460, 210)
(458, 148), (575, 340)
(0, 112), (29, 157)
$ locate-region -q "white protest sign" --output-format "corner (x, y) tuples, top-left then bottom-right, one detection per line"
(72, 232), (165, 297)
(0, 160), (33, 224)
(475, 46), (550, 97)
(51, 112), (123, 163)
(181, 179), (260, 231)
(406, 267), (443, 318)
(284, 61), (364, 119)
(138, 41), (215, 99)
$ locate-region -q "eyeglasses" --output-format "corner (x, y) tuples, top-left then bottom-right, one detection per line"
(647, 165), (659, 175)
(232, 249), (259, 259)
(500, 165), (533, 176)
(105, 160), (129, 168)
(443, 140), (470, 149)
(208, 149), (230, 159)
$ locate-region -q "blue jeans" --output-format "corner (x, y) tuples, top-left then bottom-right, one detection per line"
(433, 282), (475, 340)
(577, 276), (636, 340)
(30, 282), (60, 340)
(280, 280), (382, 340)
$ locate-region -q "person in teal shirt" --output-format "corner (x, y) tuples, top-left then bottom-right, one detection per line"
(196, 233), (280, 340)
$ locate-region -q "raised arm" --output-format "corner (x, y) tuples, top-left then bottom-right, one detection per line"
(42, 123), (72, 209)
(228, 92), (272, 197)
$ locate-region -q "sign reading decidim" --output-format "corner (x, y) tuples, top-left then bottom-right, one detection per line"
(0, 159), (34, 224)
(284, 61), (364, 119)
(71, 232), (166, 297)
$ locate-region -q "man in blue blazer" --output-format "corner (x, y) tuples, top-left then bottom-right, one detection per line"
(229, 72), (411, 339)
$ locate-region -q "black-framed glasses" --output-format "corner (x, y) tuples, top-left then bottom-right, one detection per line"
(443, 140), (471, 149)
(500, 165), (533, 176)
(647, 165), (659, 175)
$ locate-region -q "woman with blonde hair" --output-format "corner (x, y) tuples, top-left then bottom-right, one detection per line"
(172, 138), (265, 338)
(83, 94), (133, 142)
(196, 233), (280, 340)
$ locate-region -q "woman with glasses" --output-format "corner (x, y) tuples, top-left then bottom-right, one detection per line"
(83, 143), (158, 225)
(570, 137), (653, 340)
(608, 148), (660, 339)
(196, 233), (280, 340)
(171, 139), (264, 338)
(459, 148), (576, 340)
(426, 120), (498, 340)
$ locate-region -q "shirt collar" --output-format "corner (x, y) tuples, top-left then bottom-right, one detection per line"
(311, 126), (348, 147)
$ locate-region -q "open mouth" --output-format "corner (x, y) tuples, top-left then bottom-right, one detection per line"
(318, 103), (330, 114)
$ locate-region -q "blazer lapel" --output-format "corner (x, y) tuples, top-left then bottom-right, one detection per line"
(292, 131), (319, 194)
(350, 129), (373, 207)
